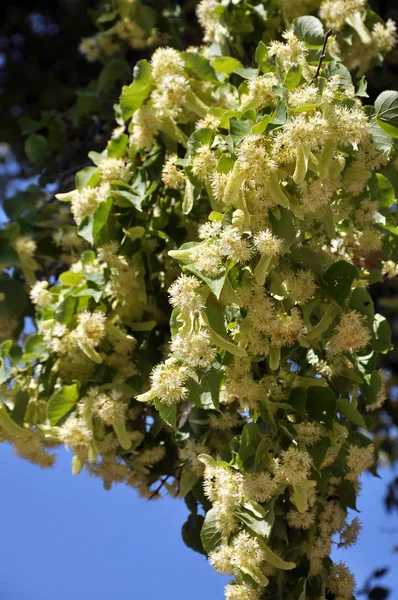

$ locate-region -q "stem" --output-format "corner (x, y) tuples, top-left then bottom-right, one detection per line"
(311, 28), (333, 82)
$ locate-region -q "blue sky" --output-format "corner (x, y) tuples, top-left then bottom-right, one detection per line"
(1, 443), (397, 600)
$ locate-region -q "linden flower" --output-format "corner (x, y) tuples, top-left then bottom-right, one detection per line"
(162, 154), (185, 189)
(268, 30), (307, 72)
(168, 275), (204, 314)
(74, 310), (106, 347)
(230, 531), (266, 572)
(237, 135), (277, 179)
(240, 74), (278, 111)
(150, 47), (185, 81)
(58, 414), (93, 452)
(271, 308), (306, 347)
(218, 229), (252, 263)
(196, 0), (228, 43)
(319, 500), (347, 538)
(338, 517), (362, 548)
(328, 311), (371, 355)
(191, 144), (218, 180)
(30, 281), (52, 308)
(14, 236), (37, 261)
(345, 444), (375, 481)
(99, 157), (131, 183)
(151, 74), (189, 120)
(224, 582), (262, 600)
(253, 229), (285, 256)
(170, 329), (215, 368)
(208, 411), (239, 431)
(209, 545), (234, 575)
(150, 358), (190, 406)
(195, 114), (220, 130)
(79, 36), (99, 62)
(71, 183), (111, 225)
(243, 471), (278, 503)
(189, 242), (223, 276)
(274, 446), (313, 484)
(287, 508), (317, 529)
(326, 562), (356, 600)
(320, 0), (366, 31)
(130, 105), (159, 149)
(372, 19), (397, 53)
(295, 422), (324, 447)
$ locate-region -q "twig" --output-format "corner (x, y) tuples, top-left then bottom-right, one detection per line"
(311, 29), (333, 83)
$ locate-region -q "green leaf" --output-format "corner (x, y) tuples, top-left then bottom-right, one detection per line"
(229, 118), (254, 144)
(306, 386), (336, 430)
(107, 134), (129, 159)
(112, 190), (143, 211)
(356, 77), (369, 98)
(182, 514), (206, 555)
(349, 288), (374, 318)
(187, 128), (214, 156)
(200, 367), (223, 410)
(372, 314), (393, 353)
(295, 578), (307, 600)
(182, 52), (218, 81)
(337, 398), (367, 429)
(324, 62), (352, 90)
(25, 133), (48, 163)
(11, 390), (29, 426)
(201, 507), (222, 552)
(154, 399), (177, 429)
(75, 166), (100, 190)
(119, 59), (152, 120)
(338, 479), (358, 511)
(212, 56), (243, 75)
(47, 384), (79, 426)
(293, 16), (324, 47)
(373, 173), (395, 208)
(0, 240), (20, 268)
(360, 369), (382, 406)
(321, 260), (358, 307)
(78, 215), (94, 244)
(375, 90), (398, 138)
(184, 263), (226, 299)
(239, 423), (261, 464)
(59, 271), (84, 287)
(290, 246), (326, 274)
(255, 41), (268, 67)
(269, 207), (296, 249)
(55, 296), (77, 324)
(92, 197), (113, 243)
(284, 64), (302, 90)
(236, 502), (274, 539)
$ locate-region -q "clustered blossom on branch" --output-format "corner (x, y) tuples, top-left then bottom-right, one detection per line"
(1, 7), (398, 600)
